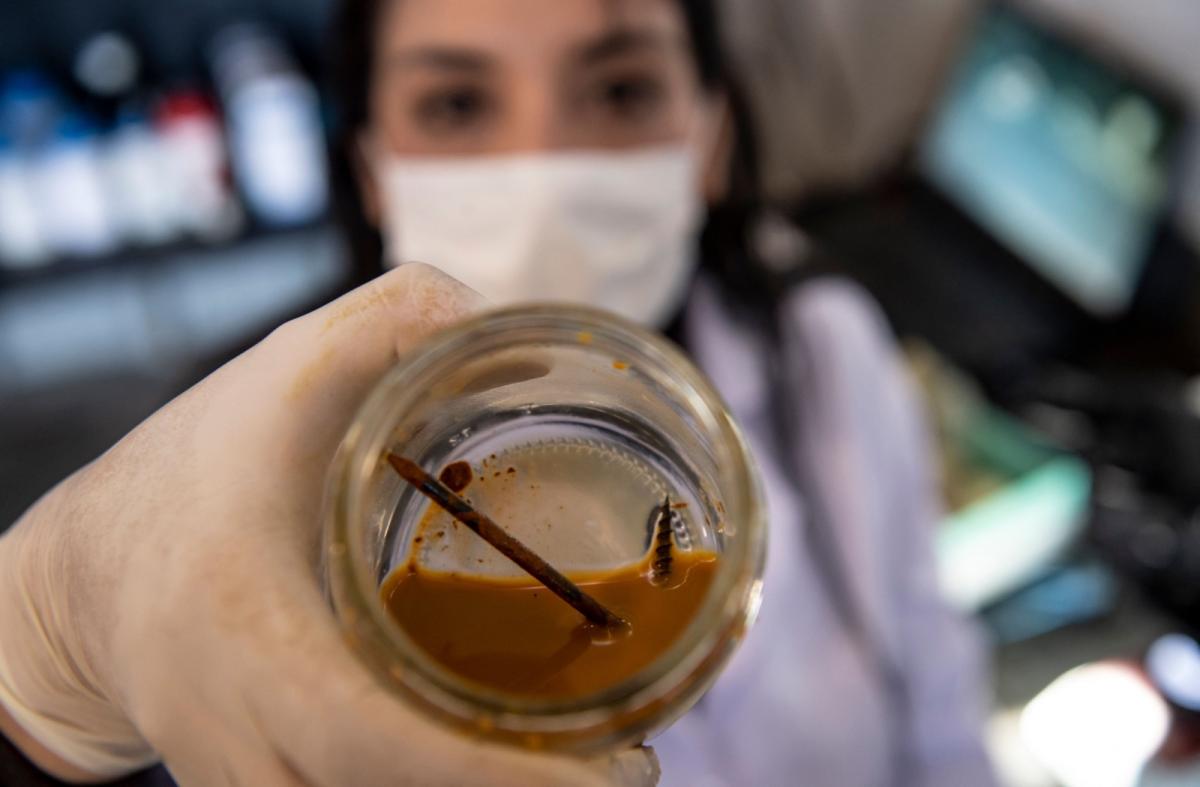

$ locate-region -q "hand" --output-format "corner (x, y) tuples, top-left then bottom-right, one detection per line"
(0, 264), (659, 786)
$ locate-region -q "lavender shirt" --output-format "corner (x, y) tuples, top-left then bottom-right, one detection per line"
(653, 276), (996, 787)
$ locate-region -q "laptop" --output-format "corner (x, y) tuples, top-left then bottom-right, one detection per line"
(804, 2), (1189, 388)
(919, 2), (1184, 317)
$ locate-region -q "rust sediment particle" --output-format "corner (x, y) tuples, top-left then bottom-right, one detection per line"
(438, 461), (472, 493)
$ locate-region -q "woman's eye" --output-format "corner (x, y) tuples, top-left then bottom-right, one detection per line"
(413, 86), (492, 132)
(594, 75), (665, 120)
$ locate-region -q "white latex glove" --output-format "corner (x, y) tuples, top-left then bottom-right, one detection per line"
(0, 263), (659, 787)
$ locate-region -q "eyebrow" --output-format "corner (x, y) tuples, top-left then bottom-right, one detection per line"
(575, 28), (681, 66)
(381, 28), (680, 75)
(384, 47), (492, 73)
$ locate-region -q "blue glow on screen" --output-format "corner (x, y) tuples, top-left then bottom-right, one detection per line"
(921, 7), (1176, 315)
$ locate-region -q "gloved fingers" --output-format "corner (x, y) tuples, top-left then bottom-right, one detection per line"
(227, 261), (488, 492)
(277, 687), (656, 787)
(306, 260), (486, 347)
(236, 571), (656, 787)
(158, 720), (313, 787)
(119, 262), (658, 786)
(266, 261), (486, 420)
(168, 757), (310, 787)
(586, 747), (661, 787)
(222, 754), (313, 787)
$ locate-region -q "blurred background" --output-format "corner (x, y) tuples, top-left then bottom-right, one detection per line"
(0, 0), (1198, 785)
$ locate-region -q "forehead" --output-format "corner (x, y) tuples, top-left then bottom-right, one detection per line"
(379, 0), (688, 60)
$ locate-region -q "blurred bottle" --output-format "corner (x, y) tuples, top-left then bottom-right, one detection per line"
(0, 70), (59, 267)
(0, 70), (60, 149)
(70, 30), (183, 248)
(33, 111), (120, 259)
(0, 130), (50, 268)
(209, 23), (328, 228)
(154, 89), (244, 243)
(105, 104), (183, 246)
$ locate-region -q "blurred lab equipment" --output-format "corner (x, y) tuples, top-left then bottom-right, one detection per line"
(153, 89), (243, 242)
(791, 4), (1200, 630)
(209, 23), (329, 228)
(34, 110), (120, 258)
(105, 104), (181, 247)
(0, 12), (344, 528)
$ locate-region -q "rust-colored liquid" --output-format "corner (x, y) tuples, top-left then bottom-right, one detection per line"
(380, 552), (718, 699)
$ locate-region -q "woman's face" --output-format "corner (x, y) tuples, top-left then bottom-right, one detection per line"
(361, 0), (727, 205)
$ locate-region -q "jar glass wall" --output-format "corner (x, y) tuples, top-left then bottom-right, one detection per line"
(324, 304), (765, 753)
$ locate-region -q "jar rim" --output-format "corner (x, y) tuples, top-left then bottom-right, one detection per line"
(325, 303), (766, 744)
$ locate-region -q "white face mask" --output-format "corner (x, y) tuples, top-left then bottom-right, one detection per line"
(373, 146), (703, 326)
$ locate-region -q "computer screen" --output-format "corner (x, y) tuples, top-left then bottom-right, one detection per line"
(920, 4), (1181, 315)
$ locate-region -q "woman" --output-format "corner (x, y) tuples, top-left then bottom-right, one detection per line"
(0, 1), (994, 784)
(330, 1), (996, 781)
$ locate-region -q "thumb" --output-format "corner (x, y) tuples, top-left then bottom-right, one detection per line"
(588, 747), (661, 787)
(260, 262), (488, 444)
(308, 261), (488, 355)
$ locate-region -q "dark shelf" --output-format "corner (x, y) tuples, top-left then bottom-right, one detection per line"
(0, 218), (332, 290)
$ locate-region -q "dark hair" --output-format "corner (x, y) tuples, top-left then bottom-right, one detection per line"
(326, 0), (762, 291)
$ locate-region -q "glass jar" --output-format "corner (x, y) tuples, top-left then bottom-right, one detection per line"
(324, 304), (765, 754)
